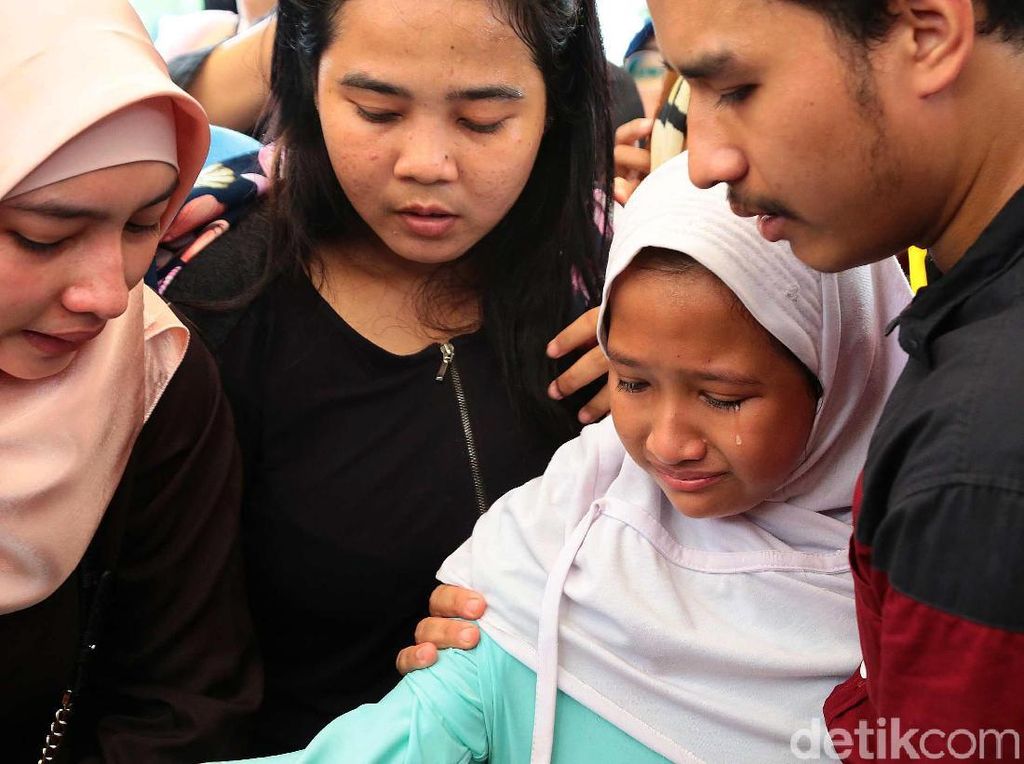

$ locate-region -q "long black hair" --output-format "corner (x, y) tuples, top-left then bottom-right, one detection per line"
(264, 0), (613, 445)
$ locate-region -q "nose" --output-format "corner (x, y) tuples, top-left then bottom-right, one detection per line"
(685, 99), (748, 189)
(645, 403), (707, 466)
(393, 121), (459, 185)
(61, 238), (131, 320)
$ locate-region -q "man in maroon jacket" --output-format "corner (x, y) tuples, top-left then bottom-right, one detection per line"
(645, 0), (1024, 759)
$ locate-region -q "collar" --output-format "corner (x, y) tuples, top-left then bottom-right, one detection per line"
(889, 184), (1024, 364)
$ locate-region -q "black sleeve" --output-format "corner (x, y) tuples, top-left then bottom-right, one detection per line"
(76, 334), (262, 763)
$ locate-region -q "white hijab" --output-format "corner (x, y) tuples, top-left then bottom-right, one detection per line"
(0, 0), (209, 615)
(439, 154), (911, 763)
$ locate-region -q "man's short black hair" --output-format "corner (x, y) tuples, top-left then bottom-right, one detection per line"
(786, 0), (1024, 48)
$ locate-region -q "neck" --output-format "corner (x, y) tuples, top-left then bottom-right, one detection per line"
(927, 44), (1024, 272)
(314, 233), (481, 353)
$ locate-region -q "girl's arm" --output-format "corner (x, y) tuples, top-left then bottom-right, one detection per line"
(220, 647), (490, 764)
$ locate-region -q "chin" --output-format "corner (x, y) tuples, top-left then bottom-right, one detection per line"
(0, 350), (76, 380)
(790, 236), (888, 274)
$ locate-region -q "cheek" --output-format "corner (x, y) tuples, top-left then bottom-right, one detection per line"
(610, 388), (649, 463)
(726, 397), (813, 489)
(0, 257), (55, 335)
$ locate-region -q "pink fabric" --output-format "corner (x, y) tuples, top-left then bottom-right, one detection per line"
(0, 0), (208, 614)
(6, 100), (180, 200)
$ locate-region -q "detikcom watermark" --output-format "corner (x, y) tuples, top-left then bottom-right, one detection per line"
(791, 718), (1022, 760)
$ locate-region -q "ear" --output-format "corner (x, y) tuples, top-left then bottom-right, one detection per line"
(888, 0), (975, 98)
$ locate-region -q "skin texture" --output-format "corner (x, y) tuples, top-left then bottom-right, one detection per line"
(0, 162), (177, 380)
(316, 0), (547, 275)
(646, 0), (923, 274)
(607, 265), (816, 519)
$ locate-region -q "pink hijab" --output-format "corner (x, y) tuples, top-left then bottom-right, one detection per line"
(0, 0), (209, 614)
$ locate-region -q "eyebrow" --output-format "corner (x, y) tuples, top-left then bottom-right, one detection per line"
(340, 73), (523, 102)
(447, 85), (523, 102)
(8, 178), (178, 221)
(674, 51), (736, 81)
(607, 348), (760, 386)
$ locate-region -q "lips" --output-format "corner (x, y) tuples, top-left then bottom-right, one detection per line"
(396, 204), (458, 238)
(22, 326), (104, 355)
(652, 467), (727, 493)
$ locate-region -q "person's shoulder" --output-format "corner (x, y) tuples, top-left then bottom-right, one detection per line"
(164, 202), (272, 306)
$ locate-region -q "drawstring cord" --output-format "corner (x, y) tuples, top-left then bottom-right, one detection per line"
(529, 503), (602, 764)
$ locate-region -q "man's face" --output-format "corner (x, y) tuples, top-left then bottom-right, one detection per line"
(648, 0), (929, 273)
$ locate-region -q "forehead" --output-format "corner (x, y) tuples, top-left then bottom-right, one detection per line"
(647, 0), (830, 76)
(329, 0), (531, 68)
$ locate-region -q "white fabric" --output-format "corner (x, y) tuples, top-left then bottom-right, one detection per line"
(439, 153), (912, 763)
(5, 101), (180, 200)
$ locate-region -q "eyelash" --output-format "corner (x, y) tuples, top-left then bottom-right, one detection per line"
(716, 84), (755, 108)
(616, 379), (746, 413)
(616, 379), (648, 394)
(356, 106), (504, 134)
(356, 106), (399, 124)
(11, 221), (160, 253)
(702, 394), (746, 412)
(11, 232), (60, 253)
(125, 221), (161, 236)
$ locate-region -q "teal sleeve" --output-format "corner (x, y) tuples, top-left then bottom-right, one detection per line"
(216, 645), (488, 764)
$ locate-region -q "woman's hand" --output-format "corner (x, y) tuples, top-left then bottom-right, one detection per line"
(547, 307), (609, 424)
(395, 585), (487, 675)
(613, 117), (654, 206)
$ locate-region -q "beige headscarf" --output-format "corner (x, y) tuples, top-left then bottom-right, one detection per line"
(0, 0), (209, 615)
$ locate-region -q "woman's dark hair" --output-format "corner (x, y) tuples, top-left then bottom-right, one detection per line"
(265, 0), (613, 444)
(786, 0), (1024, 48)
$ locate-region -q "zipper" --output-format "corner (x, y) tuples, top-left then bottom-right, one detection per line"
(436, 342), (488, 514)
(37, 690), (73, 763)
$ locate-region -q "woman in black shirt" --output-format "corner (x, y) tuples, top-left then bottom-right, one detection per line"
(166, 0), (612, 754)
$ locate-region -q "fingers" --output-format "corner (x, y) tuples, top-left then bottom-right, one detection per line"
(547, 346), (609, 403)
(427, 584), (487, 619)
(576, 384), (610, 425)
(413, 616), (480, 651)
(614, 176), (642, 206)
(396, 642), (438, 675)
(546, 307), (600, 360)
(614, 117), (655, 148)
(614, 143), (653, 180)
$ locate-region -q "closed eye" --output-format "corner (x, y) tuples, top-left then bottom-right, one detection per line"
(616, 378), (649, 394)
(125, 221), (162, 236)
(356, 106), (400, 124)
(460, 118), (505, 135)
(701, 394), (746, 411)
(10, 232), (63, 253)
(716, 84), (756, 108)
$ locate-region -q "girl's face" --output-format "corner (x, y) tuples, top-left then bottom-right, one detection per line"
(0, 161), (177, 380)
(607, 266), (818, 520)
(316, 0), (547, 268)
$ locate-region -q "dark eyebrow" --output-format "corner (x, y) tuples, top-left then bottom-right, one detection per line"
(675, 52), (736, 81)
(608, 348), (760, 386)
(447, 85), (523, 102)
(8, 178), (178, 221)
(606, 348), (642, 368)
(339, 72), (412, 98)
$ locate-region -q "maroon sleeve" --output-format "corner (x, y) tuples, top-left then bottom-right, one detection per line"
(827, 590), (1024, 761)
(77, 336), (262, 763)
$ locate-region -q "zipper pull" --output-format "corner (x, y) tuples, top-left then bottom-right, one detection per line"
(435, 342), (455, 382)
